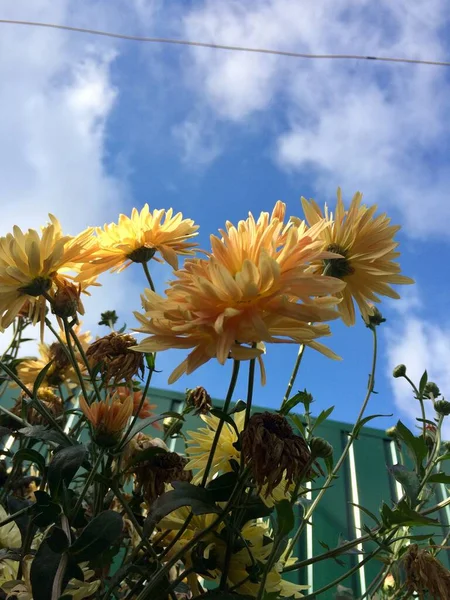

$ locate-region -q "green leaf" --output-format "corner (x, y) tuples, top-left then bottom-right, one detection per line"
(428, 472), (450, 484)
(206, 471), (238, 502)
(18, 424), (70, 447)
(436, 453), (450, 464)
(239, 497), (273, 524)
(30, 538), (68, 600)
(275, 499), (295, 537)
(146, 482), (220, 530)
(46, 526), (69, 554)
(311, 406), (335, 431)
(353, 413), (393, 439)
(48, 445), (87, 499)
(380, 499), (440, 529)
(280, 391), (315, 416)
(32, 491), (61, 527)
(210, 409), (239, 437)
(395, 420), (428, 471)
(68, 510), (123, 562)
(289, 414), (306, 437)
(419, 370), (428, 397)
(388, 465), (420, 503)
(229, 400), (246, 414)
(13, 448), (46, 474)
(32, 361), (55, 396)
(348, 502), (380, 526)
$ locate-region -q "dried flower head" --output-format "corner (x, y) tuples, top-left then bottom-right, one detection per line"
(241, 412), (316, 497)
(79, 392), (133, 447)
(13, 387), (63, 426)
(404, 544), (450, 599)
(124, 435), (191, 504)
(86, 332), (144, 383)
(186, 386), (212, 415)
(52, 279), (83, 319)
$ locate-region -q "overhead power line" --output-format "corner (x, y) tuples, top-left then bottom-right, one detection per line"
(1, 18), (450, 68)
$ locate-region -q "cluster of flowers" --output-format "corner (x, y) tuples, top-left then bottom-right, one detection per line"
(0, 188), (433, 600)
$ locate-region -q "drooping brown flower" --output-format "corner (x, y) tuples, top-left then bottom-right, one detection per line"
(12, 387), (64, 426)
(124, 434), (191, 505)
(241, 412), (316, 497)
(404, 544), (450, 599)
(79, 392), (133, 447)
(186, 386), (212, 415)
(86, 332), (144, 384)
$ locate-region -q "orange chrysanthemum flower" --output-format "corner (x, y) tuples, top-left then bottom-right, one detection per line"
(0, 216), (96, 332)
(115, 387), (158, 421)
(79, 392), (133, 447)
(77, 205), (198, 280)
(134, 202), (345, 383)
(301, 189), (414, 325)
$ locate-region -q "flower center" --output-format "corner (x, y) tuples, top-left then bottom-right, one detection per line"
(19, 276), (52, 297)
(324, 244), (354, 278)
(127, 246), (156, 264)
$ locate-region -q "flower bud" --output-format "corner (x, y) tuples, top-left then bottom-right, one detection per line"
(53, 280), (82, 318)
(309, 437), (333, 459)
(365, 306), (386, 327)
(385, 426), (398, 439)
(163, 416), (183, 437)
(424, 382), (441, 399)
(435, 399), (450, 416)
(393, 364), (407, 378)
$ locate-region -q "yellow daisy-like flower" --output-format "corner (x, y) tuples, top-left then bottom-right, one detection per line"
(76, 205), (199, 280)
(0, 216), (95, 332)
(159, 507), (307, 598)
(301, 188), (414, 325)
(134, 202), (344, 383)
(185, 410), (294, 507)
(16, 325), (91, 390)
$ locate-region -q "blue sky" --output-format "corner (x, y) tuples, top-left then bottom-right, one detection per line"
(1, 0), (450, 435)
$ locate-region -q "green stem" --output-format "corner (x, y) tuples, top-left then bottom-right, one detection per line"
(67, 322), (102, 403)
(285, 326), (378, 560)
(282, 344), (306, 407)
(244, 354), (256, 428)
(201, 360), (240, 486)
(404, 374), (426, 438)
(62, 319), (90, 403)
(256, 537), (284, 600)
(118, 363), (154, 451)
(142, 262), (156, 292)
(0, 361), (33, 398)
(71, 449), (105, 521)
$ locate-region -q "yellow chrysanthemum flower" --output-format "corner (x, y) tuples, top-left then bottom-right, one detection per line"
(16, 325), (91, 390)
(0, 216), (95, 332)
(134, 202), (344, 383)
(76, 205), (199, 280)
(301, 189), (414, 325)
(185, 410), (294, 507)
(159, 507), (307, 598)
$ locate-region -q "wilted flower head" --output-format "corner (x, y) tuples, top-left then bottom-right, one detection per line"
(0, 216), (96, 334)
(186, 386), (212, 415)
(124, 435), (191, 504)
(52, 279), (83, 319)
(79, 392), (133, 447)
(86, 332), (144, 383)
(76, 205), (199, 280)
(403, 544), (450, 599)
(241, 412), (316, 497)
(134, 202), (344, 383)
(301, 189), (414, 325)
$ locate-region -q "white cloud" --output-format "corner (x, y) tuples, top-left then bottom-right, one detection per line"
(172, 117), (222, 167)
(385, 299), (450, 437)
(180, 0), (450, 235)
